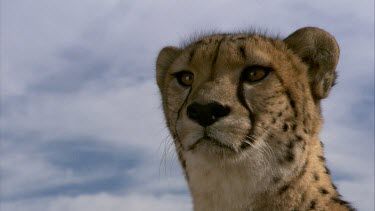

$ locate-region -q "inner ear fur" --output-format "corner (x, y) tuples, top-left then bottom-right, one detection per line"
(156, 46), (182, 91)
(284, 27), (340, 100)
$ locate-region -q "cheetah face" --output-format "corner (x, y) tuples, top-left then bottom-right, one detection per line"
(158, 35), (307, 158)
(157, 28), (339, 161)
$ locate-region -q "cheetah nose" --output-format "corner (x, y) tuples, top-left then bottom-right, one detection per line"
(187, 102), (231, 127)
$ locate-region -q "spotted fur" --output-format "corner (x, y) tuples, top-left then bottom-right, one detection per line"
(156, 27), (354, 211)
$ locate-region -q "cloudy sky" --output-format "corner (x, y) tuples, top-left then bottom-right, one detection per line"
(1, 0), (373, 210)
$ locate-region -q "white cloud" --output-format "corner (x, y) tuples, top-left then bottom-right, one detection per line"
(1, 0), (120, 96)
(0, 140), (107, 199)
(1, 193), (191, 211)
(1, 79), (167, 152)
(337, 179), (374, 211)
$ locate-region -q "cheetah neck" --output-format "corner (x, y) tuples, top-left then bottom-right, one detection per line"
(183, 135), (348, 211)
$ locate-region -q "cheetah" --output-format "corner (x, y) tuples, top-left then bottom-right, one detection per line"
(156, 27), (355, 211)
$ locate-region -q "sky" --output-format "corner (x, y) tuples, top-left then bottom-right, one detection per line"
(0, 0), (374, 211)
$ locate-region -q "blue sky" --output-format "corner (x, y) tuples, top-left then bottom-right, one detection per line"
(1, 0), (373, 210)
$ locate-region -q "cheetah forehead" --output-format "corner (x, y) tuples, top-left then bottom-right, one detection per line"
(183, 33), (290, 70)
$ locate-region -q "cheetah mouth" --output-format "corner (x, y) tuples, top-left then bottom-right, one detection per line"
(187, 135), (238, 152)
(185, 127), (255, 153)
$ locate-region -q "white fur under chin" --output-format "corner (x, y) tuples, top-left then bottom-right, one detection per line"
(184, 148), (275, 211)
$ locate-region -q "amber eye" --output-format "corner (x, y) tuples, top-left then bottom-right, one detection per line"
(242, 66), (271, 83)
(174, 71), (194, 86)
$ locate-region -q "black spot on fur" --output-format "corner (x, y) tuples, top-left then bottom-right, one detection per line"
(285, 151), (295, 162)
(331, 196), (356, 211)
(295, 135), (303, 142)
(181, 159), (187, 169)
(287, 141), (294, 149)
(331, 196), (348, 205)
(188, 48), (196, 63)
(313, 172), (320, 181)
(303, 119), (308, 125)
(319, 187), (329, 195)
(272, 118), (277, 124)
(302, 141), (306, 151)
(290, 100), (296, 108)
(267, 94), (279, 100)
(309, 200), (316, 210)
(278, 184), (290, 194)
(273, 177), (281, 183)
(318, 155), (325, 162)
(325, 166), (331, 175)
(239, 46), (247, 60)
(283, 123), (289, 131)
(292, 124), (297, 131)
(278, 112), (283, 117)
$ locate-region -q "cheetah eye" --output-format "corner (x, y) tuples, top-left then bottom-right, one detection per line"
(242, 66), (272, 83)
(174, 71), (194, 87)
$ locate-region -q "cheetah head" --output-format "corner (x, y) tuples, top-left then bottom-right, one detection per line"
(156, 27), (339, 164)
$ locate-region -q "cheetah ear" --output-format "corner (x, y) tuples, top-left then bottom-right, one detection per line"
(156, 46), (182, 91)
(284, 27), (340, 100)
